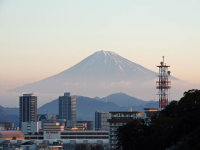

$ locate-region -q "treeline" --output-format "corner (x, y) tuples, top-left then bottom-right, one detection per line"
(117, 89), (200, 150)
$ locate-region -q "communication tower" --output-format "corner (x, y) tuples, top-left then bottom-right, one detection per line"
(157, 56), (171, 110)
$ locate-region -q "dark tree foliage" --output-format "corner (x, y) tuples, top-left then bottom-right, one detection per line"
(117, 89), (200, 150)
(117, 119), (150, 150)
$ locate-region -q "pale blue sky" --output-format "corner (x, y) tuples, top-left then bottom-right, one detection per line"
(0, 0), (200, 106)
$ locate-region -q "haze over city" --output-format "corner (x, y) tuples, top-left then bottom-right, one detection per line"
(0, 0), (200, 107)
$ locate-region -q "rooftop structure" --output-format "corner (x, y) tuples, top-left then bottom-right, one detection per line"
(0, 121), (14, 131)
(21, 122), (39, 134)
(43, 121), (65, 132)
(44, 130), (109, 147)
(0, 131), (25, 141)
(144, 108), (159, 119)
(75, 122), (87, 131)
(77, 121), (93, 131)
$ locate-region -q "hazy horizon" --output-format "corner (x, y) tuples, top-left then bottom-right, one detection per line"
(0, 0), (200, 106)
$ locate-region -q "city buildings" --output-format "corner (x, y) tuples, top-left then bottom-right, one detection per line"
(0, 140), (63, 150)
(0, 121), (14, 131)
(0, 131), (25, 141)
(16, 92), (146, 149)
(37, 114), (57, 132)
(19, 94), (37, 128)
(77, 121), (93, 131)
(58, 92), (76, 127)
(24, 133), (43, 140)
(43, 121), (65, 132)
(144, 108), (159, 118)
(44, 130), (109, 147)
(95, 111), (109, 131)
(21, 122), (39, 134)
(108, 111), (142, 150)
(76, 122), (87, 131)
(2, 92), (111, 149)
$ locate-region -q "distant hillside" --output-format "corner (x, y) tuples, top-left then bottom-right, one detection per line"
(38, 93), (158, 121)
(0, 93), (158, 125)
(38, 96), (123, 121)
(101, 93), (147, 107)
(0, 106), (19, 126)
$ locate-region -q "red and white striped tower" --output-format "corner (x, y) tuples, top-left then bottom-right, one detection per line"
(157, 56), (171, 110)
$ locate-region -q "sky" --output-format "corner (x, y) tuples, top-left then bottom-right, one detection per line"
(0, 0), (200, 106)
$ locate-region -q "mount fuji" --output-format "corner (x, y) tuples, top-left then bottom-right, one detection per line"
(12, 50), (160, 100)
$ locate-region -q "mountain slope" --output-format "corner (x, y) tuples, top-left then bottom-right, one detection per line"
(0, 93), (158, 125)
(0, 106), (19, 126)
(38, 93), (158, 121)
(56, 50), (156, 80)
(38, 96), (124, 121)
(101, 93), (147, 107)
(11, 50), (158, 99)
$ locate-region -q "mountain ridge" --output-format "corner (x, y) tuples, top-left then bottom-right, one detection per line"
(11, 50), (159, 100)
(38, 92), (158, 121)
(0, 92), (158, 125)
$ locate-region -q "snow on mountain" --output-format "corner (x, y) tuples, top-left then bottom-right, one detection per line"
(52, 50), (156, 80)
(11, 50), (159, 100)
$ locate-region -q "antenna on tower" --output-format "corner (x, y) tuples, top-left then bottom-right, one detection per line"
(162, 56), (164, 64)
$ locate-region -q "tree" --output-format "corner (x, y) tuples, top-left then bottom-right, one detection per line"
(117, 89), (200, 150)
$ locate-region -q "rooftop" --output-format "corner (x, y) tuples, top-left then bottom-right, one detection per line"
(109, 111), (142, 114)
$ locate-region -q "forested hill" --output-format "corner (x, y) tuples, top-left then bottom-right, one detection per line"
(118, 89), (200, 150)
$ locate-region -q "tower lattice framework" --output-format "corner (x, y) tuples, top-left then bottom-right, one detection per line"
(157, 56), (171, 109)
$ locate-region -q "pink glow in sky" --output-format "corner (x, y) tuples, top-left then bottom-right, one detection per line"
(0, 0), (200, 106)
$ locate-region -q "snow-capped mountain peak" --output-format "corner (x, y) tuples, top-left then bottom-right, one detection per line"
(12, 50), (157, 99)
(99, 50), (118, 56)
(61, 50), (156, 79)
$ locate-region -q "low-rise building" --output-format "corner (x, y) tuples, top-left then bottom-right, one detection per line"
(21, 122), (39, 134)
(76, 121), (94, 131)
(76, 122), (87, 131)
(44, 130), (109, 147)
(144, 108), (159, 118)
(20, 141), (36, 150)
(108, 111), (142, 150)
(24, 133), (43, 140)
(0, 131), (25, 141)
(43, 121), (64, 132)
(0, 121), (14, 131)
